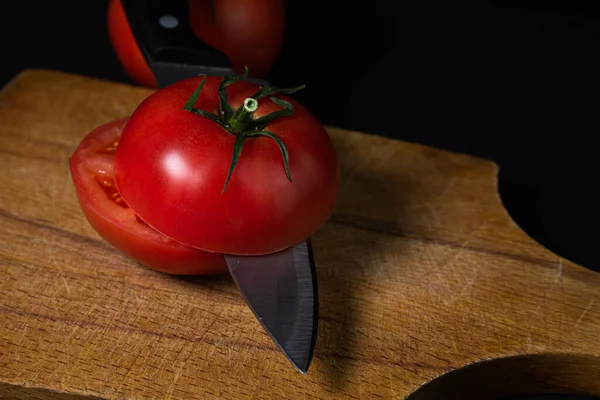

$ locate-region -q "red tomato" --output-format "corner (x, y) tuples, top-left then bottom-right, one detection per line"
(69, 117), (228, 275)
(107, 0), (158, 88)
(114, 75), (340, 256)
(107, 0), (285, 87)
(189, 0), (285, 78)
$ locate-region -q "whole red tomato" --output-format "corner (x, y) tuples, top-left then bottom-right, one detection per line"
(107, 0), (157, 88)
(114, 73), (340, 256)
(69, 117), (227, 275)
(188, 0), (286, 78)
(107, 0), (285, 87)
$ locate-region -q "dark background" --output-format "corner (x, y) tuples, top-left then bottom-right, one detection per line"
(3, 1), (599, 272)
(1, 1), (599, 398)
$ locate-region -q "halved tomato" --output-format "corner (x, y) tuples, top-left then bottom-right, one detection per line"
(69, 117), (227, 275)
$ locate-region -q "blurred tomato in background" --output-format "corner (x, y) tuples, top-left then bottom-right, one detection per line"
(107, 0), (285, 88)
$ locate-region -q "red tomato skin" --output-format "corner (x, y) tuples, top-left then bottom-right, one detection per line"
(107, 0), (158, 88)
(114, 76), (340, 256)
(189, 0), (285, 78)
(70, 118), (227, 275)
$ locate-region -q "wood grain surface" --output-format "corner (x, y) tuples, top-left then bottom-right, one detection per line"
(1, 70), (599, 400)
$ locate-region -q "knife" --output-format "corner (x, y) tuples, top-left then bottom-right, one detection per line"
(119, 0), (319, 373)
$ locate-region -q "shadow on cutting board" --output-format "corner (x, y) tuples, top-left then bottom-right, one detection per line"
(314, 160), (412, 390)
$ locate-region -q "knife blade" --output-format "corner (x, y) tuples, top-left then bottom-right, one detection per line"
(225, 240), (318, 373)
(120, 0), (320, 373)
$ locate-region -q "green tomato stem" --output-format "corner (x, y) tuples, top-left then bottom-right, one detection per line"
(182, 68), (306, 193)
(227, 97), (259, 133)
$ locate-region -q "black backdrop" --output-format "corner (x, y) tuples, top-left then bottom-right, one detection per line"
(2, 2), (600, 398)
(2, 0), (599, 273)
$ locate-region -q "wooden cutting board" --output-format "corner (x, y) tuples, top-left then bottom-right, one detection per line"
(1, 70), (599, 400)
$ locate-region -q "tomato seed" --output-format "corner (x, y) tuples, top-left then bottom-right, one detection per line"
(97, 178), (112, 187)
(94, 176), (128, 209)
(97, 139), (120, 155)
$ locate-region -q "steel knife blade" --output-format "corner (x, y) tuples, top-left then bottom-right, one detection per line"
(225, 240), (319, 373)
(120, 0), (320, 373)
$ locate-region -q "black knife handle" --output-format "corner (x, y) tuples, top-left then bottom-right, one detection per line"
(120, 0), (231, 68)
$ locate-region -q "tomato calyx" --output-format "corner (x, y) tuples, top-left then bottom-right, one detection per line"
(183, 68), (306, 193)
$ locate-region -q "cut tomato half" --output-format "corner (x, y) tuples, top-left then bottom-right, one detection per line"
(69, 118), (227, 275)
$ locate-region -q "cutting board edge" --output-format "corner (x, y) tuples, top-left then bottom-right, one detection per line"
(1, 68), (149, 95)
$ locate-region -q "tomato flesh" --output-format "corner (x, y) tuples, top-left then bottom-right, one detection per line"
(114, 76), (340, 256)
(69, 118), (227, 275)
